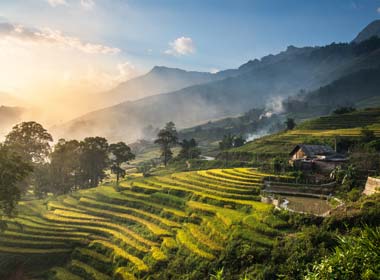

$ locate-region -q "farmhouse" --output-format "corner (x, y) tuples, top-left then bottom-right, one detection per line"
(289, 144), (347, 172)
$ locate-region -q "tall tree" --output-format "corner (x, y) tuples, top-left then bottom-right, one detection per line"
(219, 134), (234, 166)
(4, 121), (53, 163)
(219, 134), (234, 151)
(177, 138), (201, 160)
(285, 118), (296, 130)
(233, 135), (246, 148)
(48, 139), (82, 195)
(80, 137), (109, 188)
(0, 145), (33, 230)
(109, 142), (135, 184)
(154, 122), (178, 166)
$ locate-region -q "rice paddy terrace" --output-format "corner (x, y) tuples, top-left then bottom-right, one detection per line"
(0, 168), (289, 280)
(234, 107), (380, 156)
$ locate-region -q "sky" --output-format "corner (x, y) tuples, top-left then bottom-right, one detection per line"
(0, 0), (380, 115)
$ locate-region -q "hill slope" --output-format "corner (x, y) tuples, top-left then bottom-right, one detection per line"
(100, 66), (228, 106)
(232, 107), (380, 159)
(353, 19), (380, 43)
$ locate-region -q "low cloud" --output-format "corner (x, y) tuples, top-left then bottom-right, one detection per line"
(377, 7), (380, 13)
(165, 36), (195, 56)
(0, 21), (120, 55)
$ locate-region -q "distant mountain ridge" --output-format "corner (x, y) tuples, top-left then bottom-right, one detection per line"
(100, 66), (231, 106)
(53, 20), (380, 143)
(353, 19), (380, 43)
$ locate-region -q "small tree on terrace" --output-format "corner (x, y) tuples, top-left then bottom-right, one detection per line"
(154, 122), (178, 166)
(109, 142), (135, 184)
(285, 118), (296, 130)
(178, 138), (201, 160)
(233, 135), (246, 148)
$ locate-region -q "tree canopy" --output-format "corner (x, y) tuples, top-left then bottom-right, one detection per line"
(177, 138), (201, 160)
(0, 145), (33, 229)
(109, 142), (135, 184)
(155, 122), (178, 166)
(4, 121), (53, 164)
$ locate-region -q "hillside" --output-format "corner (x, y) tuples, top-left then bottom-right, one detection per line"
(53, 22), (380, 143)
(232, 107), (380, 158)
(353, 19), (380, 43)
(100, 66), (228, 107)
(0, 168), (289, 279)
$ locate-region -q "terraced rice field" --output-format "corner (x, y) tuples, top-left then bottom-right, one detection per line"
(0, 168), (288, 279)
(297, 108), (380, 130)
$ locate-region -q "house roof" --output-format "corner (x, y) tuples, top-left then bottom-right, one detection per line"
(289, 144), (335, 158)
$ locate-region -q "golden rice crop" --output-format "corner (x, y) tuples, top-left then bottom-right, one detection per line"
(176, 230), (215, 260)
(71, 259), (111, 280)
(91, 240), (149, 272)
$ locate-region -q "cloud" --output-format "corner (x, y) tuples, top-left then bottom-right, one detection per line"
(81, 0), (95, 10)
(0, 21), (120, 55)
(47, 0), (67, 7)
(377, 7), (380, 13)
(165, 36), (195, 56)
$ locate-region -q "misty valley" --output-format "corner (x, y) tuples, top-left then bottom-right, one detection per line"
(0, 2), (380, 280)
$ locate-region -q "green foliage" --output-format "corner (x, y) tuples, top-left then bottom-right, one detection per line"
(333, 106), (356, 115)
(219, 134), (234, 151)
(109, 142), (135, 184)
(80, 137), (109, 188)
(177, 138), (201, 160)
(285, 118), (296, 130)
(155, 122), (178, 166)
(4, 121), (53, 164)
(233, 136), (246, 148)
(0, 145), (33, 221)
(305, 226), (380, 280)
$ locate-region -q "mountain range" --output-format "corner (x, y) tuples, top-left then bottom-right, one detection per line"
(27, 21), (380, 142)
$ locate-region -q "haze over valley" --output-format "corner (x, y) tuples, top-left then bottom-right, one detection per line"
(1, 2), (380, 280)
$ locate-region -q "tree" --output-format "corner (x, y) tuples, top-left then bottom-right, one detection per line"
(233, 135), (246, 148)
(306, 226), (380, 280)
(33, 164), (53, 198)
(154, 122), (178, 166)
(285, 118), (296, 130)
(177, 138), (201, 160)
(4, 121), (53, 164)
(219, 134), (234, 151)
(137, 161), (155, 177)
(109, 142), (135, 184)
(48, 139), (82, 195)
(80, 137), (109, 188)
(333, 106), (356, 115)
(0, 145), (33, 230)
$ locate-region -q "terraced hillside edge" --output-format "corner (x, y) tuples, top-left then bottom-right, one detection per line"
(232, 107), (380, 158)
